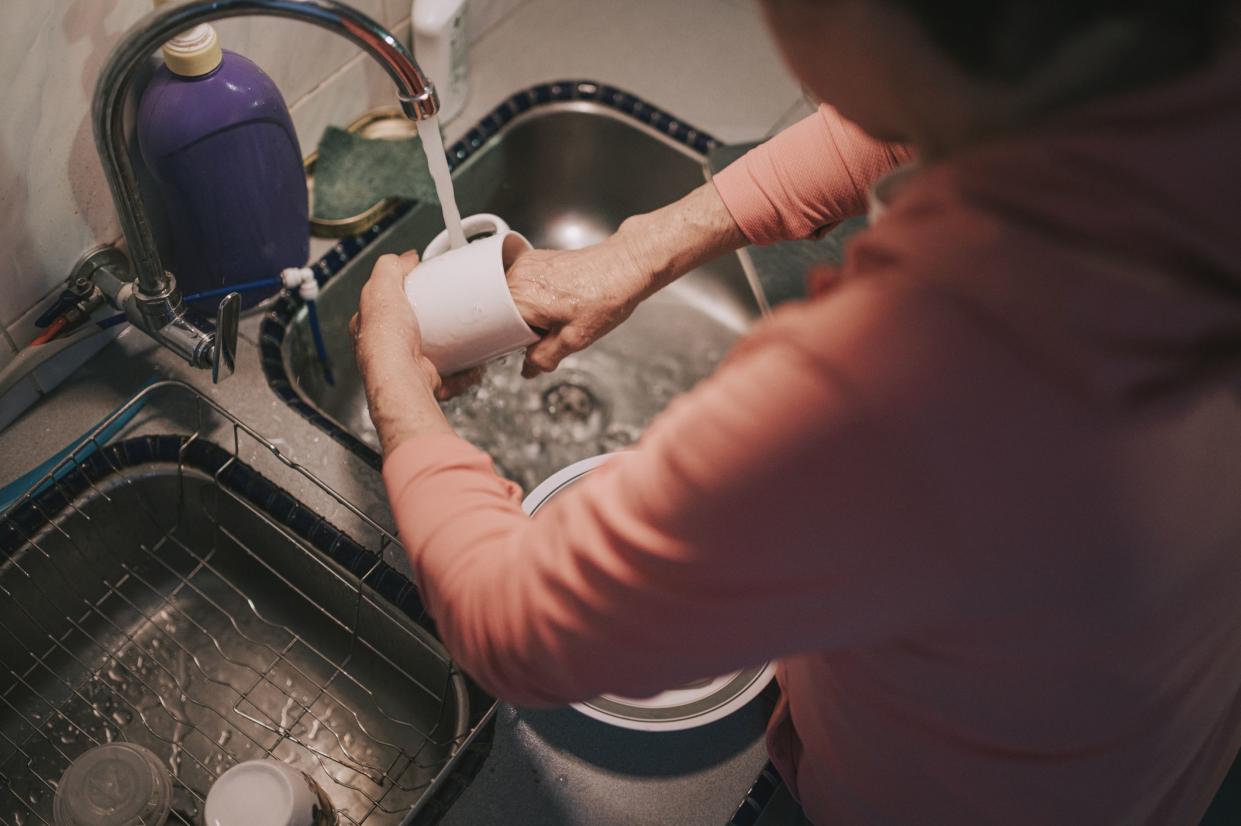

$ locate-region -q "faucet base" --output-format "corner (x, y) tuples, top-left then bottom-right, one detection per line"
(82, 246), (226, 375)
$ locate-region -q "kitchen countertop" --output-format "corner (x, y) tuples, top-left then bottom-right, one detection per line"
(0, 2), (812, 823)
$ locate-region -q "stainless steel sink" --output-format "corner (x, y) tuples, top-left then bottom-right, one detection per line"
(0, 383), (485, 825)
(273, 86), (762, 489)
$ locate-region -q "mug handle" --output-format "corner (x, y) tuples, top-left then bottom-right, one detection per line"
(423, 214), (512, 261)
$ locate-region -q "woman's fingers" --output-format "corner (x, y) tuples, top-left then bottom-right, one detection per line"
(522, 332), (576, 378)
(507, 264), (559, 332)
(369, 250), (421, 292)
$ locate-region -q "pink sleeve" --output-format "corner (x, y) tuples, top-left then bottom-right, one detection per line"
(383, 304), (951, 707)
(713, 104), (913, 245)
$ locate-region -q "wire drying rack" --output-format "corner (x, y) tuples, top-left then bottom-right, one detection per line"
(0, 381), (491, 825)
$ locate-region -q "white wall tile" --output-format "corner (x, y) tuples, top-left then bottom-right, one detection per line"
(214, 0), (388, 110)
(465, 0), (529, 41)
(385, 0), (411, 27)
(407, 0), (525, 44)
(0, 0), (149, 327)
(290, 21), (414, 150)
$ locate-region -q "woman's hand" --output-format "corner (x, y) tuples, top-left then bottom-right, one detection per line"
(350, 251), (466, 456)
(506, 238), (653, 377)
(351, 251), (440, 394)
(504, 182), (749, 378)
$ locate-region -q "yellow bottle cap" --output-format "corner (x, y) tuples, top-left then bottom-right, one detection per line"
(162, 24), (224, 78)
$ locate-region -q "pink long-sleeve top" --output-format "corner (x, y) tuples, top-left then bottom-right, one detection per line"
(385, 50), (1241, 825)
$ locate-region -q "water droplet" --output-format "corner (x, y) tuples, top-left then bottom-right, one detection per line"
(278, 696), (298, 733)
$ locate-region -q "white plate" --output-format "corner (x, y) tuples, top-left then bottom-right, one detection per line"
(572, 663), (776, 732)
(523, 454), (777, 732)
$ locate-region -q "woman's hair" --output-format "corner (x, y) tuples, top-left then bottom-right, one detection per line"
(888, 0), (1236, 82)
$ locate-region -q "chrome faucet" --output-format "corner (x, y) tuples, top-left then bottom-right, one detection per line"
(88, 0), (439, 382)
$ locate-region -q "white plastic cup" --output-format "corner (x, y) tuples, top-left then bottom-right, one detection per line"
(203, 759), (333, 826)
(404, 213), (539, 375)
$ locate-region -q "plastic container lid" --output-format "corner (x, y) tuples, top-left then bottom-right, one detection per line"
(53, 743), (173, 826)
(162, 23), (224, 77)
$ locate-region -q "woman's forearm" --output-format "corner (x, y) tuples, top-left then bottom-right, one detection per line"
(712, 105), (913, 245)
(617, 181), (749, 300)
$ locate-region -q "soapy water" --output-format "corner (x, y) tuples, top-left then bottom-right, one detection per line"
(443, 359), (646, 491)
(354, 316), (726, 492)
(417, 116), (467, 251)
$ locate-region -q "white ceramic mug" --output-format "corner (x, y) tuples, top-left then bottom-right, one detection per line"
(404, 213), (539, 376)
(203, 759), (334, 826)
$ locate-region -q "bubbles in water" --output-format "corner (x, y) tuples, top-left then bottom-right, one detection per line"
(543, 383), (598, 422)
(417, 334), (726, 491)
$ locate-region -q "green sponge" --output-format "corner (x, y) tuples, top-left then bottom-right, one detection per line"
(311, 125), (440, 222)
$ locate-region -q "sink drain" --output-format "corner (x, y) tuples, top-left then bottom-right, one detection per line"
(542, 383), (599, 423)
(540, 382), (607, 442)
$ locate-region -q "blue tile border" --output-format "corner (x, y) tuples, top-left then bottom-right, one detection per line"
(259, 80), (720, 470)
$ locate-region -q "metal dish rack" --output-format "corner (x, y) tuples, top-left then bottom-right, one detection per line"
(0, 381), (492, 825)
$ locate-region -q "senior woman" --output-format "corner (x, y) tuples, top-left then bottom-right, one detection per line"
(350, 0), (1241, 822)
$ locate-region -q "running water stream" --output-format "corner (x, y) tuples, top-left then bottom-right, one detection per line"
(417, 116), (467, 250)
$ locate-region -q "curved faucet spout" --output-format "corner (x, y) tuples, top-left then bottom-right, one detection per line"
(90, 0), (439, 373)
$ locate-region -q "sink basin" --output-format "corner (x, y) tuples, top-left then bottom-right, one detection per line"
(266, 83), (763, 489)
(0, 407), (484, 824)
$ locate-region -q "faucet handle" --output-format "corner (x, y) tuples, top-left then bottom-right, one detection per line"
(211, 292), (241, 384)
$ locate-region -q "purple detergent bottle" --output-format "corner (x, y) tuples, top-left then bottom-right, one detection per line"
(137, 24), (308, 311)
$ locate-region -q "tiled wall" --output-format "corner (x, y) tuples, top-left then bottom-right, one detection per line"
(0, 0), (528, 427)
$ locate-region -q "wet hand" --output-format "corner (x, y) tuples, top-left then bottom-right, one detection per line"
(506, 239), (652, 378)
(350, 251), (481, 402)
